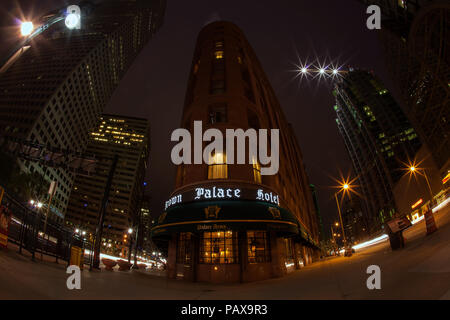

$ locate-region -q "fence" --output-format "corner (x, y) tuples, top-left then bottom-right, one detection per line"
(3, 192), (93, 266)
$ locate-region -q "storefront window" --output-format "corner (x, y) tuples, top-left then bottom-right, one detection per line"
(284, 238), (294, 263)
(200, 231), (238, 264)
(208, 152), (228, 179)
(247, 231), (271, 263)
(176, 232), (191, 264)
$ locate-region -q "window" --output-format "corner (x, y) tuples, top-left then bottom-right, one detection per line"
(247, 231), (271, 263)
(242, 68), (255, 103)
(193, 61), (200, 75)
(210, 79), (225, 94)
(214, 50), (224, 60)
(208, 152), (228, 179)
(284, 238), (294, 263)
(208, 103), (227, 124)
(247, 108), (260, 129)
(200, 231), (238, 264)
(177, 232), (191, 264)
(252, 157), (262, 183)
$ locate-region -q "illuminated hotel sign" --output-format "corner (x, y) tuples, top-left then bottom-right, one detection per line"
(165, 187), (280, 210)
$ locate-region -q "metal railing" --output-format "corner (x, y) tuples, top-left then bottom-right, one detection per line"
(3, 192), (93, 265)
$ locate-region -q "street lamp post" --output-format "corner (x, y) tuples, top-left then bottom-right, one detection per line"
(410, 166), (434, 205)
(334, 191), (347, 246)
(127, 228), (133, 263)
(29, 200), (43, 261)
(1, 6), (82, 74)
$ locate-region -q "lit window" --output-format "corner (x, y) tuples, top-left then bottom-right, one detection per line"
(214, 50), (224, 59)
(252, 157), (262, 183)
(200, 231), (238, 264)
(193, 60), (200, 75)
(208, 152), (228, 179)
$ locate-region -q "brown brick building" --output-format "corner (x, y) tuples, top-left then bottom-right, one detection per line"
(151, 21), (321, 283)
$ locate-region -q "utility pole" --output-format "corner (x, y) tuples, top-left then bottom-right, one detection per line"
(132, 181), (147, 269)
(91, 154), (118, 270)
(41, 181), (57, 260)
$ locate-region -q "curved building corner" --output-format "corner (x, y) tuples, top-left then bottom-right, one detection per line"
(151, 21), (321, 283)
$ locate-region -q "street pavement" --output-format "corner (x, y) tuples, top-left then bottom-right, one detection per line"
(0, 203), (449, 300)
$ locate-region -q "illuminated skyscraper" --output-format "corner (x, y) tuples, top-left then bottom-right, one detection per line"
(0, 0), (166, 218)
(358, 0), (449, 175)
(65, 114), (150, 256)
(334, 69), (421, 232)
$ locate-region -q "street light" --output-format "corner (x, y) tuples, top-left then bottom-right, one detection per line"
(407, 164), (433, 205)
(20, 21), (34, 36)
(334, 181), (354, 247)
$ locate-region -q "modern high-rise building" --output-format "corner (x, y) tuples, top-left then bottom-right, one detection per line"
(0, 0), (166, 218)
(341, 197), (368, 244)
(139, 191), (155, 255)
(65, 114), (150, 257)
(333, 69), (422, 232)
(151, 21), (321, 283)
(309, 184), (325, 242)
(358, 0), (449, 176)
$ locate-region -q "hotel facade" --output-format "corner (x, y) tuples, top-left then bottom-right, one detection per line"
(151, 21), (321, 283)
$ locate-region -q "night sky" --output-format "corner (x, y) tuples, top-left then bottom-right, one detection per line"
(0, 0), (392, 234)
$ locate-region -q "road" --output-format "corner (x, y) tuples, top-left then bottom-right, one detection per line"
(0, 202), (449, 300)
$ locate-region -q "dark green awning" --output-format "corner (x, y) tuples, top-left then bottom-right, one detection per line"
(150, 200), (318, 248)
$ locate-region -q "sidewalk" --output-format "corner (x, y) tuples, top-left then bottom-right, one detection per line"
(0, 200), (449, 299)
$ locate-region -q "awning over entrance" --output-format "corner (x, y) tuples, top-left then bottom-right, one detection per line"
(151, 200), (318, 248)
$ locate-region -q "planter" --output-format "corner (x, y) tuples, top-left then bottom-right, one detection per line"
(117, 259), (132, 271)
(101, 258), (117, 271)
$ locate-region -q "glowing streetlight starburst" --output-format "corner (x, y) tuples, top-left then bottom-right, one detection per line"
(21, 21), (33, 36)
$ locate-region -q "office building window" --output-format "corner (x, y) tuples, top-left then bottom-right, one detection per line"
(199, 231), (238, 264)
(208, 152), (228, 179)
(247, 231), (271, 263)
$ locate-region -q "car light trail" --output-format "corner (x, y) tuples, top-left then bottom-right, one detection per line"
(352, 234), (388, 250)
